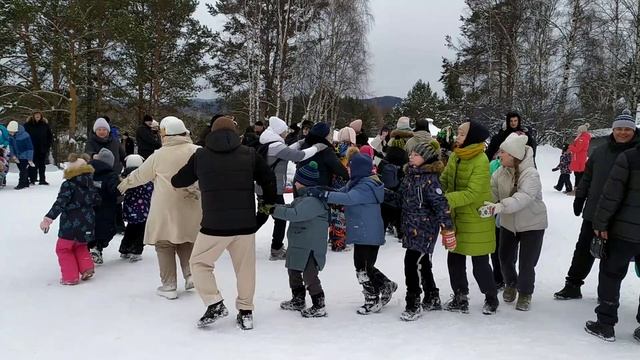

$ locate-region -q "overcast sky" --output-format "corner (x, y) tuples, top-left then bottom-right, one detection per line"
(194, 0), (466, 99)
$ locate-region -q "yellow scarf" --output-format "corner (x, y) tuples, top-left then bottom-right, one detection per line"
(453, 143), (486, 160)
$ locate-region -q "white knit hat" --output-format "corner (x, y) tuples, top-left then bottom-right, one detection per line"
(93, 117), (110, 133)
(396, 116), (411, 130)
(499, 133), (529, 160)
(7, 121), (18, 132)
(160, 116), (189, 135)
(125, 154), (145, 168)
(268, 116), (289, 135)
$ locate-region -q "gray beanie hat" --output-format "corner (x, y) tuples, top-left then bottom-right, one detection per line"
(95, 148), (115, 168)
(612, 109), (636, 129)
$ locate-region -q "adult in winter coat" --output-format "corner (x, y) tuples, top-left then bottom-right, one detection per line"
(274, 161), (330, 318)
(307, 154), (397, 315)
(118, 116), (202, 300)
(255, 116), (326, 260)
(440, 121), (499, 314)
(554, 112), (640, 300)
(7, 121), (34, 189)
(24, 111), (53, 185)
(481, 133), (548, 311)
(41, 153), (101, 285)
(88, 148), (120, 264)
(122, 132), (135, 156)
(171, 116), (277, 331)
(404, 118), (434, 155)
(586, 143), (640, 342)
(296, 122), (349, 187)
(85, 117), (126, 174)
(350, 119), (369, 147)
(486, 112), (537, 161)
(135, 115), (162, 160)
(568, 123), (591, 191)
(370, 126), (390, 165)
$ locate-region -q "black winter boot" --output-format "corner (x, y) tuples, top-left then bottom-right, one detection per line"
(237, 310), (254, 330)
(301, 292), (327, 318)
(280, 287), (306, 311)
(380, 280), (398, 306)
(633, 326), (639, 342)
(482, 294), (499, 315)
(554, 282), (582, 300)
(400, 293), (422, 321)
(422, 289), (442, 311)
(584, 320), (615, 342)
(444, 291), (469, 314)
(197, 301), (229, 328)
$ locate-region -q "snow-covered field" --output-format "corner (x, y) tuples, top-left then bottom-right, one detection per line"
(1, 145), (638, 360)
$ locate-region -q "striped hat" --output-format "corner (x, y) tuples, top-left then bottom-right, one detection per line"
(294, 161), (320, 186)
(613, 109), (636, 129)
(413, 141), (441, 164)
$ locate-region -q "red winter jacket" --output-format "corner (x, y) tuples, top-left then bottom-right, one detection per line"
(569, 132), (591, 172)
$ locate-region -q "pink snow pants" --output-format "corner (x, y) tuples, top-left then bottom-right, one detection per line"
(56, 238), (94, 283)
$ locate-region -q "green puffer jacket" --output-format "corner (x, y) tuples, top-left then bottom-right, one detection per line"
(440, 146), (496, 256)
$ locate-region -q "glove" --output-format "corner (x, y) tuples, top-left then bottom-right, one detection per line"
(478, 201), (503, 218)
(313, 143), (328, 152)
(258, 203), (275, 215)
(28, 161), (35, 167)
(441, 230), (456, 250)
(40, 217), (53, 233)
(552, 167), (559, 172)
(573, 197), (585, 217)
(306, 186), (329, 200)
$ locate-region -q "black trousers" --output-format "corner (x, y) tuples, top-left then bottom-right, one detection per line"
(404, 249), (437, 295)
(17, 161), (30, 187)
(574, 172), (584, 190)
(256, 194), (286, 250)
(381, 204), (402, 236)
(354, 244), (390, 293)
(499, 229), (544, 295)
(555, 173), (572, 192)
(595, 239), (640, 326)
(28, 152), (47, 183)
(288, 255), (323, 296)
(491, 226), (503, 285)
(447, 252), (497, 297)
(119, 222), (146, 255)
(565, 220), (595, 286)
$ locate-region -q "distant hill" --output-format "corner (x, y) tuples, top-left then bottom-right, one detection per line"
(361, 96), (402, 111)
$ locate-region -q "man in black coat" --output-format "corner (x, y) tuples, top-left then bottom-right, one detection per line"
(555, 114), (639, 300)
(585, 142), (640, 342)
(136, 114), (161, 159)
(486, 112), (537, 161)
(171, 116), (277, 331)
(295, 122), (348, 187)
(24, 111), (53, 185)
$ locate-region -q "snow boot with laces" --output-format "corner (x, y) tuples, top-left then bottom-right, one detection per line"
(400, 293), (422, 321)
(444, 292), (469, 314)
(301, 292), (327, 318)
(422, 289), (442, 311)
(280, 287), (306, 311)
(197, 301), (229, 328)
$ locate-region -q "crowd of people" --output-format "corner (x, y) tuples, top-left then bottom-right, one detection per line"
(2, 109), (638, 341)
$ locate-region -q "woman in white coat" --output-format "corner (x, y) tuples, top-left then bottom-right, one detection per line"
(118, 116), (202, 300)
(479, 133), (547, 312)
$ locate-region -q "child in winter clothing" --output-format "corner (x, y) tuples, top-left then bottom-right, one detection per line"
(273, 161), (330, 318)
(7, 121), (34, 190)
(552, 144), (573, 193)
(0, 147), (8, 188)
(89, 148), (121, 264)
(40, 154), (101, 285)
(489, 158), (505, 289)
(399, 141), (455, 321)
(308, 154), (397, 315)
(479, 133), (548, 311)
(329, 127), (359, 251)
(119, 155), (153, 262)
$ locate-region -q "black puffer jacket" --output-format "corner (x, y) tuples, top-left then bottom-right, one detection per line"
(89, 160), (120, 241)
(593, 144), (640, 243)
(85, 134), (126, 174)
(171, 129), (277, 236)
(136, 125), (161, 159)
(297, 134), (348, 187)
(486, 118), (537, 161)
(576, 133), (639, 221)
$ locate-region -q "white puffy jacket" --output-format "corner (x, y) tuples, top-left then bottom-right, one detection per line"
(491, 146), (548, 233)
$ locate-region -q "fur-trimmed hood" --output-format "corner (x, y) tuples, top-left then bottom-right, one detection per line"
(390, 129), (414, 139)
(404, 160), (445, 174)
(63, 164), (94, 179)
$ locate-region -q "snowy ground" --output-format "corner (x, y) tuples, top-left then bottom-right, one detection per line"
(1, 146), (639, 360)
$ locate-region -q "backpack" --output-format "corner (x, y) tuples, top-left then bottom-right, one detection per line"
(379, 159), (401, 189)
(256, 141), (282, 170)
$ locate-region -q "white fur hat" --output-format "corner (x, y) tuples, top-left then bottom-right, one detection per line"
(160, 116), (189, 135)
(499, 133), (529, 160)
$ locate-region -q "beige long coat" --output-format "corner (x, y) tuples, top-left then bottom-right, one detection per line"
(118, 135), (201, 245)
